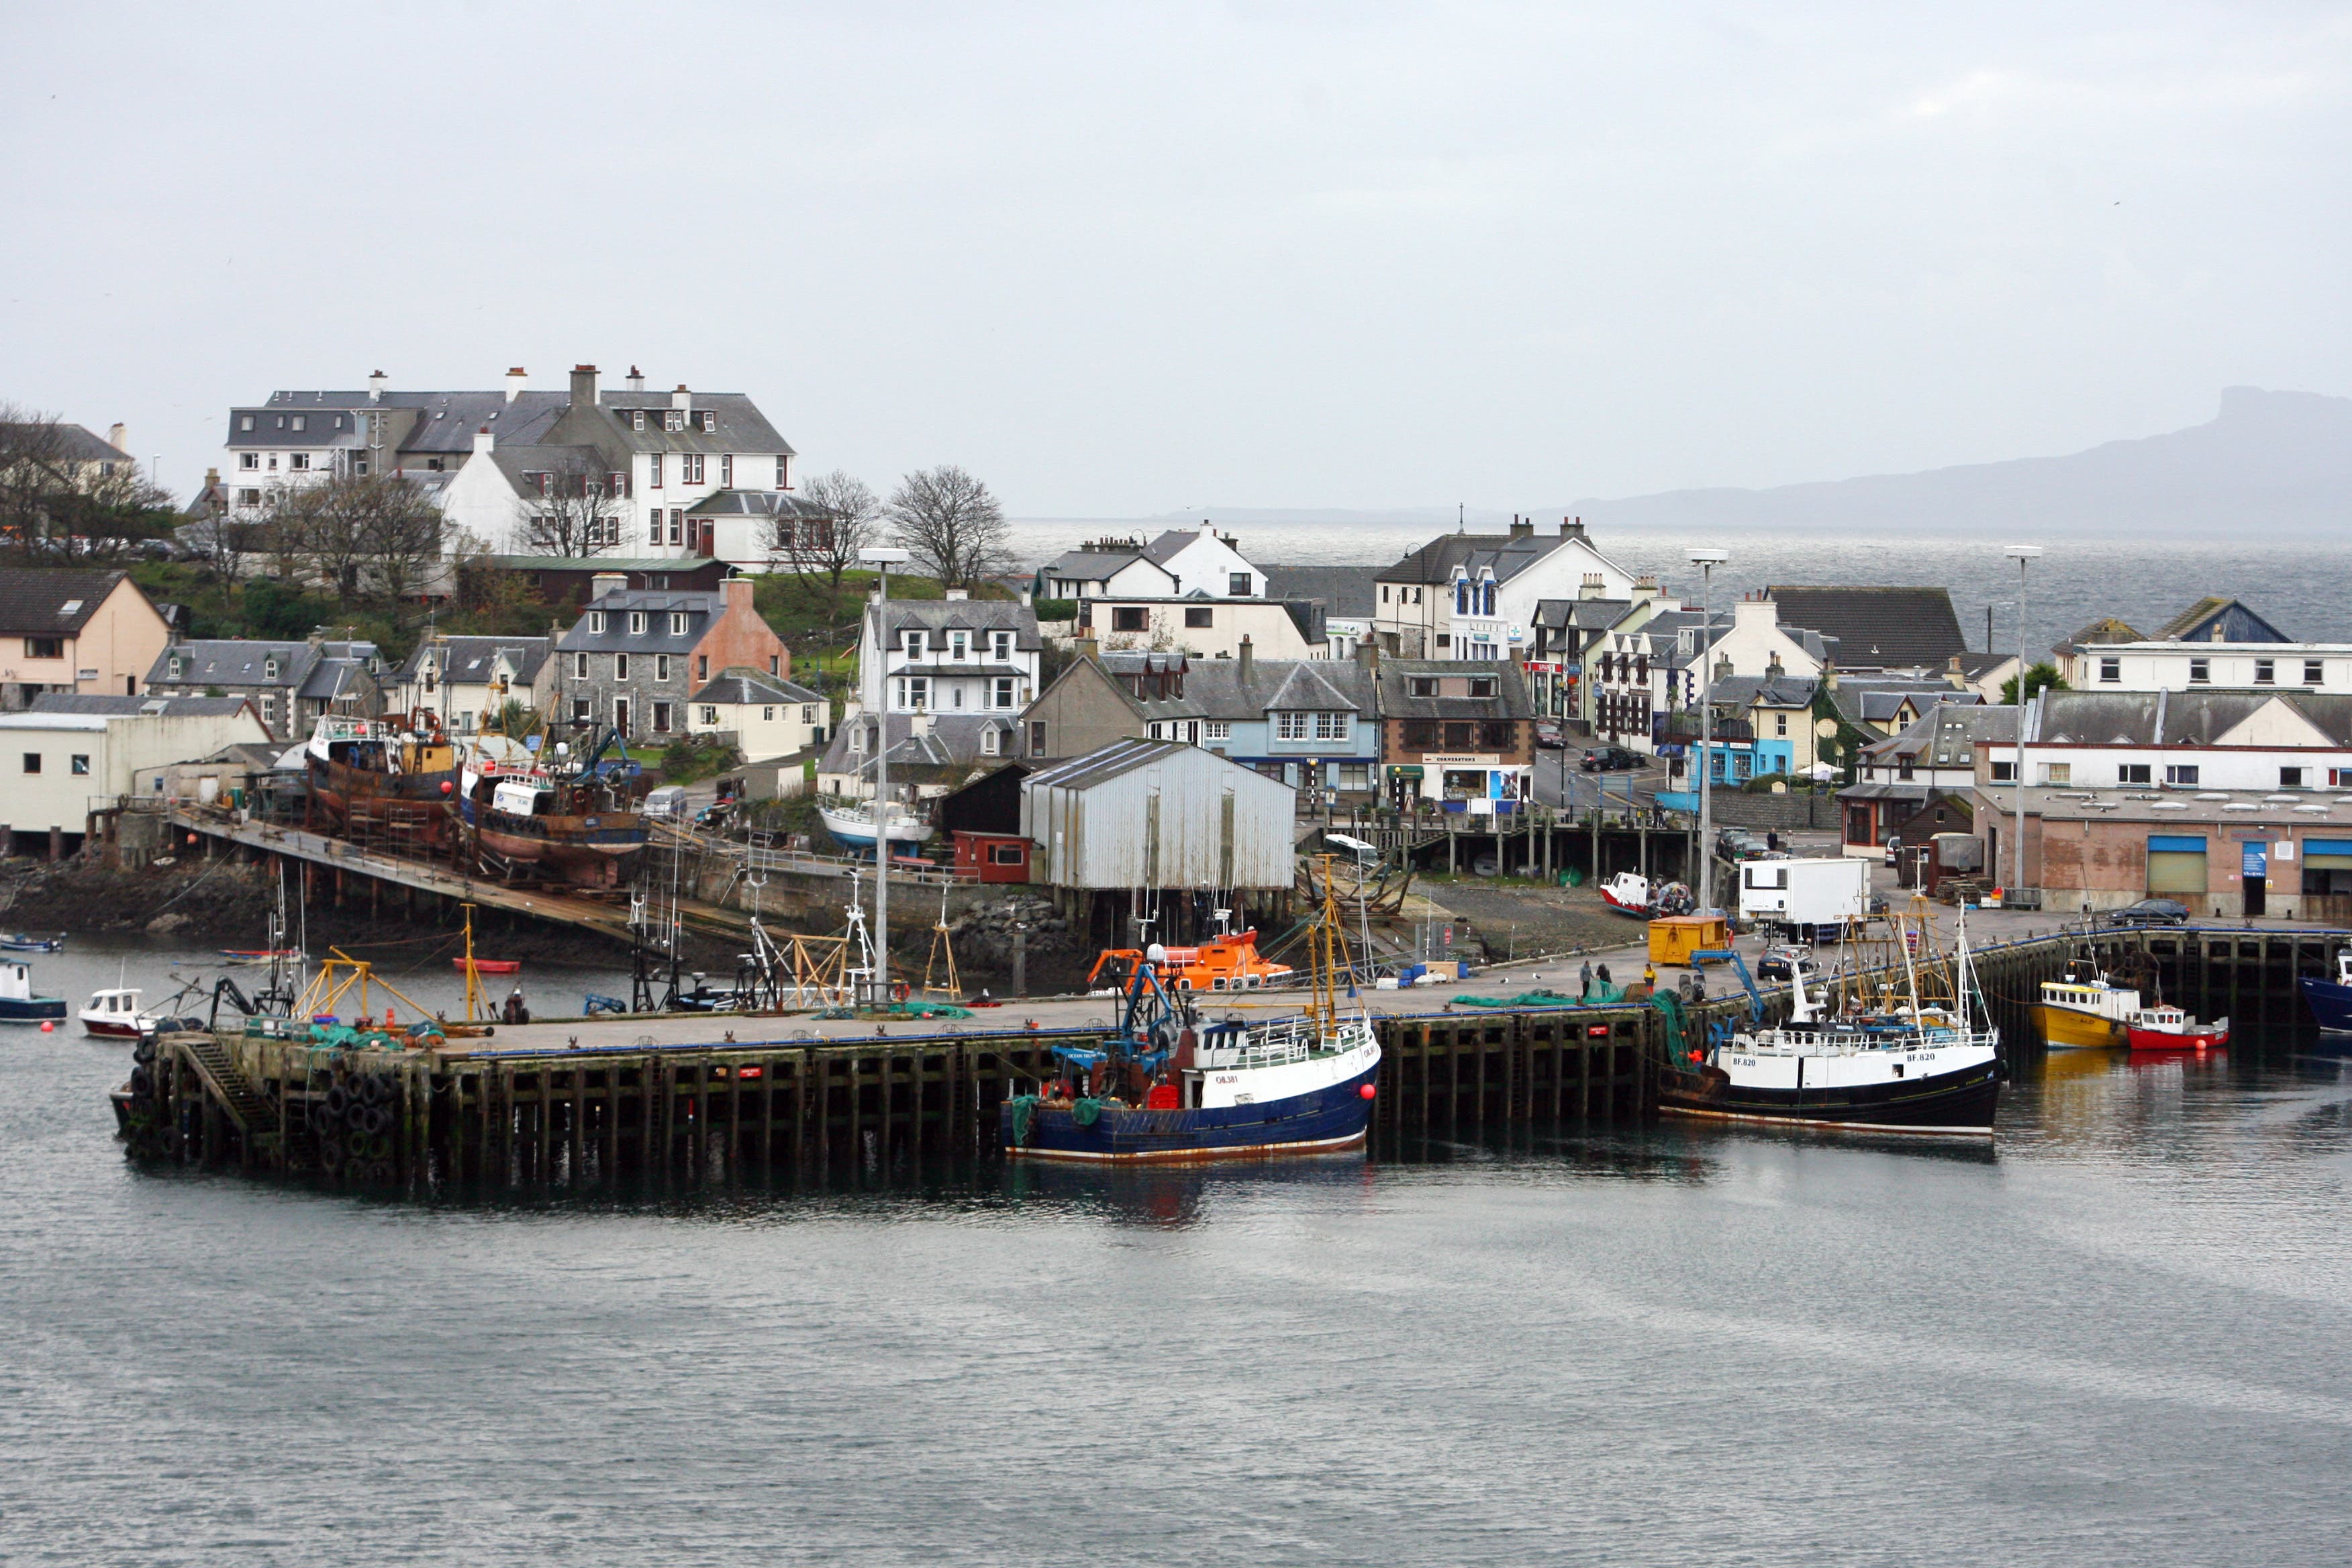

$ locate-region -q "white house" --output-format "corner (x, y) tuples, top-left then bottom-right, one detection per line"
(687, 668), (828, 760)
(1069, 597), (1328, 660)
(1988, 688), (2352, 796)
(224, 364), (803, 573)
(1040, 540), (1179, 601)
(1137, 522), (1268, 599)
(1373, 518), (1636, 660)
(0, 695), (271, 846)
(388, 636), (554, 733)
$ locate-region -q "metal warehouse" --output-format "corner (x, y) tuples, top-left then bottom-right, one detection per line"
(1020, 738), (1296, 890)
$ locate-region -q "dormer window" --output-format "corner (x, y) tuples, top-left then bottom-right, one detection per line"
(1408, 677), (1437, 698)
(903, 630), (928, 660)
(628, 611), (646, 636)
(665, 410), (684, 432)
(1468, 676), (1497, 698)
(669, 612), (687, 636)
(699, 411), (718, 433)
(949, 631), (969, 660)
(589, 612), (607, 634)
(239, 414), (254, 432)
(630, 410), (646, 431)
(264, 656), (281, 681)
(991, 630), (1013, 660)
(168, 655), (185, 680)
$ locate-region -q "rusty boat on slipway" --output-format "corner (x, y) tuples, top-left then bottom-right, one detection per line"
(303, 714), (460, 848)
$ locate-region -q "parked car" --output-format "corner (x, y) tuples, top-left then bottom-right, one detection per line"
(1756, 943), (1814, 983)
(1534, 720), (1565, 750)
(2103, 897), (2189, 928)
(1579, 746), (1643, 772)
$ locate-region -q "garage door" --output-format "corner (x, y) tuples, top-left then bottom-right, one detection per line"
(2147, 834), (2208, 895)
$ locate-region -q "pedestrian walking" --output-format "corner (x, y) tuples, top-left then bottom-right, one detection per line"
(1579, 959), (1594, 1001)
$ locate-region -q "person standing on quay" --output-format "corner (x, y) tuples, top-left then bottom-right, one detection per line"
(1580, 959), (1594, 1001)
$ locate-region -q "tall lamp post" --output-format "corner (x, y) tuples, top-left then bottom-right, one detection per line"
(861, 545), (911, 1006)
(1689, 547), (1728, 912)
(2003, 545), (2043, 904)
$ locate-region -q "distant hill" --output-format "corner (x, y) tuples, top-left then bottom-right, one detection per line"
(1555, 387), (2352, 536)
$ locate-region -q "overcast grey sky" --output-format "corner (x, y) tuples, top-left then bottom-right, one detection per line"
(3, 2), (2346, 515)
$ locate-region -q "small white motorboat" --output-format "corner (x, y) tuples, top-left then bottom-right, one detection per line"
(82, 987), (162, 1039)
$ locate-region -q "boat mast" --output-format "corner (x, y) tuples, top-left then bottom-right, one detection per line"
(1307, 853), (1353, 1040)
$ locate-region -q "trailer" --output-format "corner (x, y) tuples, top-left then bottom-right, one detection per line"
(1736, 856), (1871, 938)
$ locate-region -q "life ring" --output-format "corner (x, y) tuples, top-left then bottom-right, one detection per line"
(891, 980), (911, 1002)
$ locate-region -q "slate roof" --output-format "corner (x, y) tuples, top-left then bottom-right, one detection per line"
(592, 391), (793, 457)
(1042, 548), (1151, 582)
(0, 569), (130, 636)
(817, 712), (1014, 781)
(1863, 703), (2016, 767)
(1, 424), (135, 464)
(1130, 657), (1376, 724)
(685, 490), (836, 520)
(146, 639), (379, 691)
(1377, 532), (1575, 586)
(1765, 587), (1967, 669)
(228, 383), (794, 459)
(396, 636), (552, 686)
(1261, 565), (1379, 618)
(2151, 597), (2292, 644)
(1822, 678), (1979, 728)
(2056, 616), (2145, 654)
(1707, 675), (1820, 710)
(2032, 688), (2352, 747)
(1374, 660), (1535, 720)
(27, 693), (254, 718)
(557, 589), (727, 652)
(689, 669), (822, 707)
(868, 598), (1042, 648)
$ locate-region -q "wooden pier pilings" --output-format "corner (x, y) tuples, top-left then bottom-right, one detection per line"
(117, 925), (2351, 1191)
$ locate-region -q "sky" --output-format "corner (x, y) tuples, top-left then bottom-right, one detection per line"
(3, 2), (2347, 516)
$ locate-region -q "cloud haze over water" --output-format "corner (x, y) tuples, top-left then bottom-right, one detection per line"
(3, 3), (2348, 515)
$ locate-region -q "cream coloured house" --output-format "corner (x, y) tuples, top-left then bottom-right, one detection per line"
(0, 570), (173, 710)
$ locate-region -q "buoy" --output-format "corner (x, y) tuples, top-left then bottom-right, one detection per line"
(40, 1020), (54, 1032)
(185, 833), (197, 845)
(440, 781), (453, 795)
(1358, 1083), (1376, 1100)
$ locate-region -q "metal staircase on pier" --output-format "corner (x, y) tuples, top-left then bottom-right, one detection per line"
(172, 1033), (303, 1163)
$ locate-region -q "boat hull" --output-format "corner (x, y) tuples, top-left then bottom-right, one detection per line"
(81, 1016), (144, 1038)
(307, 756), (458, 842)
(2128, 1024), (2228, 1051)
(1003, 1061), (1379, 1162)
(2033, 1002), (2128, 1049)
(2299, 976), (2352, 1033)
(462, 800), (645, 887)
(1659, 1059), (2001, 1136)
(818, 806), (933, 851)
(0, 995), (67, 1022)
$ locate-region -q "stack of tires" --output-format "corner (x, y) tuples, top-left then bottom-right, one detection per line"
(313, 1071), (398, 1183)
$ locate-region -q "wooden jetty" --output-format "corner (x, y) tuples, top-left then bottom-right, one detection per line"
(119, 923), (2352, 1191)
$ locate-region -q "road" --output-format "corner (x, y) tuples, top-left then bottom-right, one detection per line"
(1526, 745), (1670, 810)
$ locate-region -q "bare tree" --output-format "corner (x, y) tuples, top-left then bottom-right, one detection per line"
(513, 451), (622, 558)
(364, 479), (451, 604)
(787, 470), (877, 616)
(269, 474), (446, 602)
(886, 465), (1008, 589)
(0, 405), (172, 560)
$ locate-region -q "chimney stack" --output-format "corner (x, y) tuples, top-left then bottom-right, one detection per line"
(626, 365), (645, 392)
(1075, 636), (1099, 663)
(673, 384), (692, 414)
(1947, 654), (1967, 691)
(505, 366), (528, 403)
(1238, 635), (1254, 681)
(944, 587), (969, 601)
(369, 370), (387, 403)
(1561, 516), (1586, 539)
(107, 422), (128, 454)
(1509, 514), (1533, 540)
(570, 364), (599, 409)
(473, 426), (495, 456)
(721, 576), (753, 616)
(590, 571), (626, 601)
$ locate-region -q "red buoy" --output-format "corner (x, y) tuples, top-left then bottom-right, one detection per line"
(440, 781), (453, 794)
(1358, 1083), (1376, 1099)
(40, 1020), (54, 1032)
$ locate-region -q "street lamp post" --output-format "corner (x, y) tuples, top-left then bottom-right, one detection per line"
(860, 546), (912, 1007)
(2003, 545), (2043, 905)
(1689, 548), (1727, 912)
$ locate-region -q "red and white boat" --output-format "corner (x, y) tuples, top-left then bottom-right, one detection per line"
(1599, 872), (1653, 917)
(2126, 1003), (2229, 1051)
(81, 987), (162, 1038)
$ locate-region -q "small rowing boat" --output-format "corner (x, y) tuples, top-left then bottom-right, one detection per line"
(454, 957), (523, 975)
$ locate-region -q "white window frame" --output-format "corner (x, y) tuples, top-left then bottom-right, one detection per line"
(573, 652), (587, 679)
(669, 612), (687, 636)
(903, 630), (928, 660)
(589, 612), (606, 634)
(1314, 712), (1349, 741)
(1275, 712), (1308, 740)
(1206, 721), (1230, 741)
(991, 676), (1016, 709)
(655, 654), (671, 682)
(899, 675), (930, 709)
(629, 611), (646, 635)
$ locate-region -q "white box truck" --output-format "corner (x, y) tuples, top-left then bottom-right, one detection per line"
(1738, 856), (1872, 937)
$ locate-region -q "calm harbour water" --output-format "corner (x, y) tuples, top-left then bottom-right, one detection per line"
(5, 973), (2352, 1563)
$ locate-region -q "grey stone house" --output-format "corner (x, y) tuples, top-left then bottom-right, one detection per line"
(143, 636), (385, 741)
(549, 574), (789, 740)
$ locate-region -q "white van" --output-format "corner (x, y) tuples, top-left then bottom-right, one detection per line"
(642, 785), (688, 820)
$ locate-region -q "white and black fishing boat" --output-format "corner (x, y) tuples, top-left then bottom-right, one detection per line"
(1001, 863), (1381, 1161)
(1658, 912), (2002, 1137)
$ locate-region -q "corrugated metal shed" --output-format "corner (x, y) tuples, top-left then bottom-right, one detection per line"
(1020, 738), (1295, 889)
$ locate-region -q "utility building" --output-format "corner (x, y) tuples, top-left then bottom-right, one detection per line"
(1021, 738), (1295, 892)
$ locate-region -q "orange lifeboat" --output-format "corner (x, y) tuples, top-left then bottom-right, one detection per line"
(1086, 931), (1293, 994)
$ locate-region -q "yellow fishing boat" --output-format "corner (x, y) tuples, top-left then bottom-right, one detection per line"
(2033, 966), (2141, 1049)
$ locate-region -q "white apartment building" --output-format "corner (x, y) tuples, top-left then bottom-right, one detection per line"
(1986, 688), (2352, 796)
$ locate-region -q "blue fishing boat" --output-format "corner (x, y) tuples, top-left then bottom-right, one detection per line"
(2299, 946), (2352, 1032)
(0, 933), (63, 954)
(0, 958), (66, 1022)
(1001, 865), (1381, 1163)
